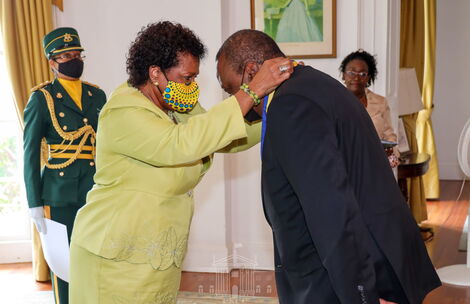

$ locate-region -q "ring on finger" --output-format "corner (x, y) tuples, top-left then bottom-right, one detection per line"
(279, 65), (289, 73)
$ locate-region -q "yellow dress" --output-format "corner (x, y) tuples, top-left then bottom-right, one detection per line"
(69, 83), (261, 303)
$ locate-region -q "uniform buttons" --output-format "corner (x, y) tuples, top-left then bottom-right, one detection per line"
(83, 118), (88, 124)
(59, 171), (65, 177)
(59, 112), (65, 117)
(62, 125), (68, 131)
(89, 161), (95, 166)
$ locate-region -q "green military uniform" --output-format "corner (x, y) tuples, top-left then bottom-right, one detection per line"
(23, 27), (106, 304)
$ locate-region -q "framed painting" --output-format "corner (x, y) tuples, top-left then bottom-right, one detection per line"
(250, 0), (336, 58)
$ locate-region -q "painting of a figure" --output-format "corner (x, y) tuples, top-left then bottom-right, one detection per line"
(264, 0), (323, 43)
(251, 0), (336, 58)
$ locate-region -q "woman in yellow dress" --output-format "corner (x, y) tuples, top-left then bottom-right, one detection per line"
(69, 21), (293, 303)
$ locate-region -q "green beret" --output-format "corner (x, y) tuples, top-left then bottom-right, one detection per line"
(43, 27), (84, 59)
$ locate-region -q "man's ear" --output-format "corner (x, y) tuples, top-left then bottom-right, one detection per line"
(246, 61), (261, 82)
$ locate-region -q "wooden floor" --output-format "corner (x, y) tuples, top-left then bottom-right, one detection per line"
(0, 261), (51, 294)
(422, 180), (470, 304)
(1, 180), (469, 302)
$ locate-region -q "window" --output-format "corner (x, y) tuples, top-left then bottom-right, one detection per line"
(0, 37), (30, 260)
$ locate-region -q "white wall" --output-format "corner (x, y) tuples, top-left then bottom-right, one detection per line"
(55, 0), (400, 272)
(433, 0), (470, 180)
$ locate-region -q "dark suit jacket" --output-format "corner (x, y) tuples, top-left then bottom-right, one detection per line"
(23, 79), (106, 208)
(261, 65), (440, 304)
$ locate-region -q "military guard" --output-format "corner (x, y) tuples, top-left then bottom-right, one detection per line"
(23, 27), (106, 304)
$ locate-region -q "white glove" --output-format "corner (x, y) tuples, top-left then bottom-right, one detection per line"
(30, 206), (47, 234)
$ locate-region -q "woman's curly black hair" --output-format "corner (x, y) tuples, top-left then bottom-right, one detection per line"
(339, 49), (378, 87)
(126, 21), (207, 87)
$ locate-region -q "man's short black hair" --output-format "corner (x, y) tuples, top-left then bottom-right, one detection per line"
(216, 29), (285, 74)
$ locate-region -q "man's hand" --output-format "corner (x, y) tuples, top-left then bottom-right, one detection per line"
(30, 206), (47, 234)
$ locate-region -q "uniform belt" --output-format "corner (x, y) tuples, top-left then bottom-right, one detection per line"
(50, 153), (94, 160)
(49, 144), (94, 151)
(49, 144), (94, 159)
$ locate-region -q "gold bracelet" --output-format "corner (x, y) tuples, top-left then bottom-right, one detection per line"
(240, 83), (261, 106)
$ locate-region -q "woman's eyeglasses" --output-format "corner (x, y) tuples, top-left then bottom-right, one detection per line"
(345, 70), (368, 79)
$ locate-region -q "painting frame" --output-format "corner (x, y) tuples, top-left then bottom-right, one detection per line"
(250, 0), (337, 59)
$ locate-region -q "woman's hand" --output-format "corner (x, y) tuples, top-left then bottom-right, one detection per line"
(248, 57), (294, 98)
(234, 57), (295, 115)
(380, 299), (398, 304)
(388, 154), (400, 168)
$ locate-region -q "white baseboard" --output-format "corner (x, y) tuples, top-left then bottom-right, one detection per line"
(0, 240), (32, 264)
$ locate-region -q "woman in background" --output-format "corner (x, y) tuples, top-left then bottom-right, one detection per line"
(340, 49), (400, 168)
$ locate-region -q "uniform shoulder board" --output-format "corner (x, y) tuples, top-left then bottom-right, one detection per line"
(82, 81), (100, 89)
(31, 80), (52, 92)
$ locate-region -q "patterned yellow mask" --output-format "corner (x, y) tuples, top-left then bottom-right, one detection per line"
(162, 81), (199, 113)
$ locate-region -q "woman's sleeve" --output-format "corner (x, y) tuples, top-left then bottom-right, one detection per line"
(381, 98), (398, 142)
(381, 98), (400, 157)
(193, 102), (261, 153)
(102, 96), (247, 166)
(218, 120), (261, 153)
